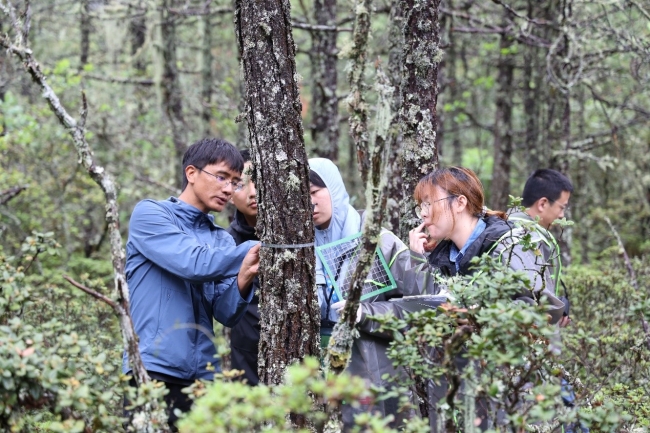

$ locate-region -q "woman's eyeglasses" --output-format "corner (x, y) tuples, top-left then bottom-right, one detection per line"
(415, 195), (457, 218)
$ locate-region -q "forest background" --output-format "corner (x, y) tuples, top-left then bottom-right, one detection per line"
(1, 0), (650, 431)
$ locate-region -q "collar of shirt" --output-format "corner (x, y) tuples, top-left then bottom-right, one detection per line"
(449, 218), (487, 272)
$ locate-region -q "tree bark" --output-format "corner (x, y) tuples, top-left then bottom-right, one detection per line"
(489, 12), (515, 211)
(160, 0), (187, 188)
(235, 2), (320, 425)
(201, 7), (213, 136)
(346, 0), (372, 185)
(79, 0), (90, 69)
(327, 66), (392, 373)
(398, 0), (442, 240)
(384, 0), (404, 234)
(310, 0), (339, 161)
(129, 1), (147, 75)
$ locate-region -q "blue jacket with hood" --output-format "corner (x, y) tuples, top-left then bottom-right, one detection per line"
(122, 197), (255, 381)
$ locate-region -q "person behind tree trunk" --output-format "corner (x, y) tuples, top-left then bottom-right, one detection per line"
(123, 138), (260, 431)
(347, 166), (565, 431)
(509, 169), (588, 433)
(227, 149), (261, 386)
(308, 157), (414, 431)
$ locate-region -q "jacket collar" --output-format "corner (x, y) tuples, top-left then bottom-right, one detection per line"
(168, 196), (217, 228)
(429, 216), (512, 276)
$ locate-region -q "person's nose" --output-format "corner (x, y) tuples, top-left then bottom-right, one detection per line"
(248, 181), (257, 198)
(222, 181), (234, 195)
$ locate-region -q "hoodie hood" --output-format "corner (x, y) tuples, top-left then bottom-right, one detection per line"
(309, 158), (361, 284)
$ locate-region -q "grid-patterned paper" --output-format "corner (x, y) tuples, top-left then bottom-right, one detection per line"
(315, 232), (397, 301)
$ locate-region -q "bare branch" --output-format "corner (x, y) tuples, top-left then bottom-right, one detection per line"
(603, 216), (650, 352)
(82, 73), (155, 86)
(63, 275), (119, 311)
(0, 185), (28, 205)
(291, 21), (353, 32)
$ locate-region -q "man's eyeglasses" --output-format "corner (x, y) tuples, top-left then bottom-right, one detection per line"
(197, 168), (245, 192)
(550, 200), (570, 212)
(415, 195), (457, 218)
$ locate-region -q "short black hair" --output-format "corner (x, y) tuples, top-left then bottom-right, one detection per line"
(521, 169), (574, 207)
(181, 138), (244, 191)
(240, 148), (251, 163)
(309, 170), (326, 188)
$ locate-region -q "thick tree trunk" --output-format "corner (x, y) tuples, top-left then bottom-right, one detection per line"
(490, 15), (515, 211)
(235, 0), (320, 422)
(310, 0), (339, 161)
(160, 0), (187, 188)
(398, 0), (442, 240)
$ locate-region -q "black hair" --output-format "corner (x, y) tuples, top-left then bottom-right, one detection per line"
(240, 148), (251, 163)
(521, 169), (574, 207)
(309, 170), (327, 188)
(181, 138), (244, 191)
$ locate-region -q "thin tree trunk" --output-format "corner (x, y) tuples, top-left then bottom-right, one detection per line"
(347, 0), (372, 185)
(235, 3), (320, 429)
(201, 7), (213, 136)
(384, 0), (405, 233)
(327, 66), (393, 373)
(310, 0), (339, 161)
(490, 13), (515, 211)
(160, 0), (187, 188)
(80, 0), (90, 69)
(522, 0), (542, 174)
(129, 1), (147, 75)
(398, 0), (442, 241)
(445, 0), (463, 166)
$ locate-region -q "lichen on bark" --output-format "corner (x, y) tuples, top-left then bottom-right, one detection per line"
(398, 0), (442, 241)
(234, 0), (321, 408)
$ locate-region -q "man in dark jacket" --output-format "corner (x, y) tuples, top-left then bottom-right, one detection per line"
(227, 149), (261, 385)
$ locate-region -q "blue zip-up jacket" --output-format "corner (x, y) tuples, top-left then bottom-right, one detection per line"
(122, 197), (255, 381)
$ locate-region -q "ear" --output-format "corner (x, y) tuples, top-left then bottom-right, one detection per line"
(185, 165), (199, 186)
(535, 197), (550, 212)
(454, 195), (468, 213)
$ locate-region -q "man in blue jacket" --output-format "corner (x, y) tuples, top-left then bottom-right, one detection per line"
(123, 138), (260, 429)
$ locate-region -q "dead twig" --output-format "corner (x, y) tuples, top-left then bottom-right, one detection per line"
(603, 216), (650, 351)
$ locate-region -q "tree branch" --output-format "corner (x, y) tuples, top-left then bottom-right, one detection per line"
(0, 3), (169, 430)
(291, 21), (353, 32)
(603, 216), (650, 351)
(63, 275), (119, 311)
(83, 73), (155, 86)
(0, 185), (28, 205)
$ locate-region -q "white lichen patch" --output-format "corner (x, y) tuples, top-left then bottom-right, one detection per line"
(275, 149), (288, 161)
(285, 172), (301, 191)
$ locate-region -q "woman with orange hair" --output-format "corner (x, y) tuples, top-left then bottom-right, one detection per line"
(349, 167), (565, 430)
